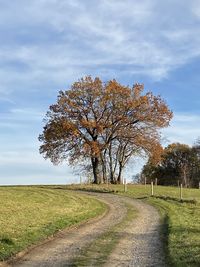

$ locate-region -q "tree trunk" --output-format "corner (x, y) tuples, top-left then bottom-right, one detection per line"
(109, 143), (115, 183)
(182, 165), (188, 187)
(117, 162), (123, 184)
(101, 151), (107, 183)
(91, 157), (100, 184)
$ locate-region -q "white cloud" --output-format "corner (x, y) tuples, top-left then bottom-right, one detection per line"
(162, 113), (200, 146)
(0, 141), (79, 185)
(1, 1), (200, 184)
(1, 0), (200, 91)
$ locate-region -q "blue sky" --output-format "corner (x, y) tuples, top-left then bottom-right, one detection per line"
(1, 0), (200, 185)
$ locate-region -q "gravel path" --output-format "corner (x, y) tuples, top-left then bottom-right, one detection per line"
(2, 193), (166, 267)
(103, 196), (167, 267)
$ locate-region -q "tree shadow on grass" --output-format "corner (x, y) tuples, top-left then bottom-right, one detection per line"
(153, 195), (197, 205)
(162, 216), (200, 267)
(135, 196), (149, 200)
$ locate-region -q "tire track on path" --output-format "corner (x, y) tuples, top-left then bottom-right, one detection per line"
(103, 196), (167, 267)
(3, 193), (126, 267)
(2, 192), (166, 267)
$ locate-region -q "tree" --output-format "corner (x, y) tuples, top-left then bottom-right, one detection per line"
(39, 76), (172, 183)
(142, 142), (200, 187)
(190, 138), (200, 187)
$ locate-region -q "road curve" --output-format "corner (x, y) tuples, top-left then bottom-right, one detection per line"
(2, 192), (166, 267)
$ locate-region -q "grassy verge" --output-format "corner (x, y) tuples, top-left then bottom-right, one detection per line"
(70, 202), (137, 266)
(67, 184), (200, 267)
(0, 186), (106, 261)
(147, 197), (200, 267)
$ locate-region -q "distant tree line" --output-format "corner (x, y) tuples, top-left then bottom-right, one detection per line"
(39, 76), (172, 184)
(141, 141), (200, 188)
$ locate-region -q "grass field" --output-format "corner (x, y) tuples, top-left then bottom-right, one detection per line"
(1, 184), (200, 266)
(0, 186), (106, 261)
(67, 184), (200, 267)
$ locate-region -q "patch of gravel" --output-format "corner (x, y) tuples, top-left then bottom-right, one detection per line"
(103, 196), (167, 267)
(1, 193), (166, 267)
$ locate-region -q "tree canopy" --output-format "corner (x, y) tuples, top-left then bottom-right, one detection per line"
(141, 142), (200, 187)
(39, 76), (172, 183)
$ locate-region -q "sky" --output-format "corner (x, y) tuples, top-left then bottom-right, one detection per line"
(1, 0), (200, 185)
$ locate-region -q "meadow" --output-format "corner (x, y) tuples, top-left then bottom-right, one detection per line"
(67, 184), (200, 267)
(1, 184), (200, 266)
(0, 186), (106, 261)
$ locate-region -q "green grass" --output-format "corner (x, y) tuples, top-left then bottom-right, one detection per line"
(0, 186), (106, 261)
(148, 197), (200, 267)
(67, 184), (200, 267)
(70, 203), (137, 266)
(2, 184), (199, 266)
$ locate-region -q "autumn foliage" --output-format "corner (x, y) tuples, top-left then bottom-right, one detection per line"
(142, 142), (200, 187)
(39, 76), (173, 184)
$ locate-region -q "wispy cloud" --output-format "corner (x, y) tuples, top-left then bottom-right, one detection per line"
(162, 113), (200, 146)
(1, 0), (200, 95)
(1, 1), (200, 184)
(0, 107), (76, 185)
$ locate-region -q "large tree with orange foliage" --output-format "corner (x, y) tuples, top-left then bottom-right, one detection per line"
(39, 76), (172, 184)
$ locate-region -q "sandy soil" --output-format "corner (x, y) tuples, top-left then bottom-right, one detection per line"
(1, 192), (166, 267)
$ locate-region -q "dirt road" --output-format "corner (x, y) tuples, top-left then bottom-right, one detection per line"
(2, 193), (166, 267)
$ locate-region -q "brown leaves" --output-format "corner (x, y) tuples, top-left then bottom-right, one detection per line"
(39, 76), (173, 176)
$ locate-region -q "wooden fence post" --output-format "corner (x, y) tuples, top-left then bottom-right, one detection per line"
(151, 181), (154, 196)
(124, 179), (127, 193)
